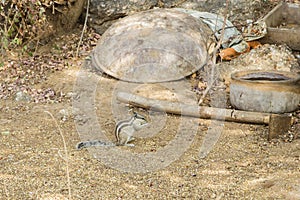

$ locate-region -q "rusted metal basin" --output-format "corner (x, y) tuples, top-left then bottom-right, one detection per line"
(91, 8), (213, 83)
(230, 70), (300, 113)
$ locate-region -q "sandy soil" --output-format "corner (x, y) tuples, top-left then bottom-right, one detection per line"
(1, 1), (300, 199)
(1, 60), (300, 199)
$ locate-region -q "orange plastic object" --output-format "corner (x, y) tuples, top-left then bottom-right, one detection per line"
(219, 41), (261, 61)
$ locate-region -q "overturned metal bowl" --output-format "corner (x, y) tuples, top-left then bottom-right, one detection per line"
(230, 70), (300, 113)
(91, 8), (213, 83)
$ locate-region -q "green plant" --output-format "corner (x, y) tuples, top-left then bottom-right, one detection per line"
(0, 0), (48, 53)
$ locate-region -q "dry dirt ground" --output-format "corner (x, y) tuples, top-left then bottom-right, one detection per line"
(1, 3), (300, 200)
(1, 40), (300, 200)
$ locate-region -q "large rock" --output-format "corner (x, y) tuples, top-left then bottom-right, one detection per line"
(88, 0), (157, 34)
(88, 0), (198, 34)
(88, 0), (276, 35)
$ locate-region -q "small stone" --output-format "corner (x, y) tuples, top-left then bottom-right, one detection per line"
(59, 109), (69, 121)
(1, 131), (10, 135)
(15, 91), (31, 102)
(66, 92), (74, 98)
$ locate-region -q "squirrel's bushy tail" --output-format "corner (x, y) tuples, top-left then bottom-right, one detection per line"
(76, 140), (116, 149)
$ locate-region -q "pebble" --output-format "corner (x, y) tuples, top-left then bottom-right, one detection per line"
(15, 91), (31, 102)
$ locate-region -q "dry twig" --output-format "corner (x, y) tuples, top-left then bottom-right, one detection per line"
(198, 0), (230, 105)
(76, 0), (90, 57)
(44, 111), (71, 199)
